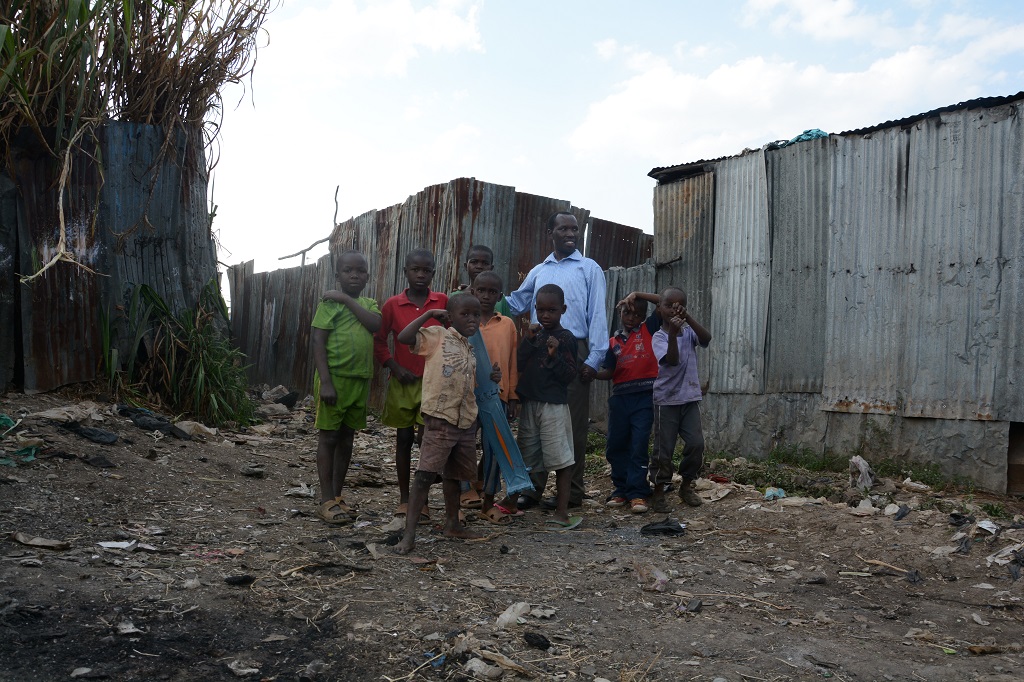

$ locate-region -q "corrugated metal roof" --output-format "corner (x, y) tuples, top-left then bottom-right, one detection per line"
(653, 172), (715, 389)
(765, 137), (831, 393)
(822, 126), (911, 414)
(709, 150), (770, 394)
(901, 101), (1023, 421)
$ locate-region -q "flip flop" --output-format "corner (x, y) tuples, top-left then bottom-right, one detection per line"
(545, 516), (583, 530)
(494, 503), (524, 517)
(460, 489), (483, 509)
(482, 507), (513, 526)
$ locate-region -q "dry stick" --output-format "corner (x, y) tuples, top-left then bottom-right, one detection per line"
(382, 651), (445, 682)
(856, 554), (909, 573)
(691, 592), (790, 611)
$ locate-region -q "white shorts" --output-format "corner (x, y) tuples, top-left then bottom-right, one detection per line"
(517, 401), (575, 473)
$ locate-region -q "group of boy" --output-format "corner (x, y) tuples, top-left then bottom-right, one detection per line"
(308, 211), (712, 553)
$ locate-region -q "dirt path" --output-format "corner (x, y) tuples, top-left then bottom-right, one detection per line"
(1, 392), (1022, 681)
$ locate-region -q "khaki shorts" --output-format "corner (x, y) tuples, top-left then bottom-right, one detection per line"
(517, 401), (574, 473)
(416, 414), (478, 481)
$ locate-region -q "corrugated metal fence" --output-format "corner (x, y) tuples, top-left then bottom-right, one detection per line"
(649, 94), (1024, 491)
(228, 178), (654, 415)
(0, 123), (217, 393)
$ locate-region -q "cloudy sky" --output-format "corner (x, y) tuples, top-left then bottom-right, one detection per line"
(212, 0), (1024, 273)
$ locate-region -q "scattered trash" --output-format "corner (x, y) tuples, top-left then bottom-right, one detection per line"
(634, 562), (671, 592)
(227, 660), (260, 677)
(81, 453), (116, 468)
(977, 519), (999, 534)
(899, 477), (931, 492)
(894, 504), (911, 521)
(883, 503), (901, 516)
(529, 606), (556, 618)
(849, 455), (876, 491)
(904, 570), (923, 584)
(97, 540), (158, 552)
(9, 531), (69, 551)
(949, 512), (975, 527)
(70, 667), (94, 678)
(175, 421), (219, 439)
(256, 403), (290, 418)
(523, 632), (550, 650)
(971, 613), (990, 626)
(275, 391), (300, 410)
(682, 597), (703, 613)
(804, 654), (839, 670)
(57, 421), (118, 445)
(639, 517), (686, 536)
(764, 487), (786, 501)
(240, 463), (265, 478)
(298, 660), (328, 681)
(284, 483), (315, 498)
(848, 499), (878, 516)
(973, 582), (996, 590)
(224, 575), (256, 586)
(495, 601), (530, 629)
(261, 385), (291, 402)
(116, 619), (143, 635)
(0, 446), (39, 467)
(28, 402), (106, 422)
(463, 658), (503, 679)
(470, 578), (497, 592)
(117, 406), (191, 440)
(708, 474), (731, 484)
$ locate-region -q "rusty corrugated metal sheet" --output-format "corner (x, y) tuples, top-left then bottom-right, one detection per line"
(585, 217), (652, 269)
(901, 101), (1024, 421)
(823, 126), (911, 415)
(653, 171), (715, 391)
(13, 133), (104, 393)
(765, 137), (831, 393)
(509, 193), (569, 283)
(0, 174), (17, 390)
(709, 151), (770, 395)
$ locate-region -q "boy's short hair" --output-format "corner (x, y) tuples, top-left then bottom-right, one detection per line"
(546, 211), (576, 231)
(405, 249), (435, 268)
(336, 249), (365, 269)
(466, 245), (494, 263)
(662, 286), (687, 300)
(536, 283), (565, 304)
(447, 293), (480, 313)
(472, 270), (502, 289)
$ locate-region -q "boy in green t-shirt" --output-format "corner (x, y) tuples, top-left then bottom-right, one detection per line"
(310, 250), (382, 524)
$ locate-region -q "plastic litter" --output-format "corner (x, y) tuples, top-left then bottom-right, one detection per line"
(495, 601), (530, 629)
(764, 487), (786, 500)
(639, 517), (686, 536)
(849, 455), (876, 491)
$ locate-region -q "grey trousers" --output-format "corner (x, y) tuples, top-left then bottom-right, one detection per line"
(523, 338), (590, 504)
(650, 402), (705, 487)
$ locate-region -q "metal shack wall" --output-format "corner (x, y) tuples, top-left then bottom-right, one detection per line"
(652, 172), (715, 388)
(823, 126), (911, 414)
(903, 102), (1024, 421)
(709, 151), (770, 394)
(765, 138), (831, 393)
(0, 175), (17, 390)
(586, 217), (653, 270)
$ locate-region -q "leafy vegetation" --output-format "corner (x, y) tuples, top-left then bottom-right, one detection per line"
(104, 280), (254, 427)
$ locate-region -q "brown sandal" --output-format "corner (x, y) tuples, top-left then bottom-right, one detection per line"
(317, 499), (352, 525)
(481, 506), (513, 526)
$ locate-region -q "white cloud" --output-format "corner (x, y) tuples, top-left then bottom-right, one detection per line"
(742, 0), (912, 47)
(568, 29), (1024, 165)
(260, 0), (482, 85)
(595, 39), (619, 59)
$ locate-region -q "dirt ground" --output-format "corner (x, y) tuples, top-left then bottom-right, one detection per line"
(2, 390), (1023, 682)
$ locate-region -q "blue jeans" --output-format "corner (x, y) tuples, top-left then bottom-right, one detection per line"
(605, 391), (654, 500)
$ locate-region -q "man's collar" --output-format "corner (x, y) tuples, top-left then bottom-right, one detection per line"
(543, 249), (583, 264)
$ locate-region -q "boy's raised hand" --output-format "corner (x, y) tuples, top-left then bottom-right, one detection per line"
(525, 322), (542, 340)
(616, 292), (636, 309)
(489, 362), (501, 384)
(322, 289), (351, 304)
(429, 309), (450, 324)
(546, 335), (559, 357)
(666, 315), (684, 335)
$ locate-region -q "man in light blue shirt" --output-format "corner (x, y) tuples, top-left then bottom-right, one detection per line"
(506, 211), (609, 507)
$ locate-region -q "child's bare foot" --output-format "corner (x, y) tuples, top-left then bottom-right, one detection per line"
(442, 520), (482, 540)
(393, 535), (415, 555)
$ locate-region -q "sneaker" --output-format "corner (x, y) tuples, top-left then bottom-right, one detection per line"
(630, 498), (649, 514)
(678, 481), (703, 507)
(606, 496), (627, 508)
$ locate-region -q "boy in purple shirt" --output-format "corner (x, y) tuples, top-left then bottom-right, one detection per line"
(646, 287), (712, 511)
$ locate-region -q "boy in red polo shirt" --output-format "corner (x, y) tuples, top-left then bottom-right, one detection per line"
(373, 249), (448, 521)
(595, 294), (660, 513)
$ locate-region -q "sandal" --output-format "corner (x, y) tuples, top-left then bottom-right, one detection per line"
(481, 507), (513, 526)
(333, 496), (358, 517)
(395, 503), (431, 525)
(460, 489), (483, 509)
(317, 499), (352, 525)
(494, 502), (525, 517)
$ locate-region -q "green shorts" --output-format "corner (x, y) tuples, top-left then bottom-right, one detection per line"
(381, 377), (424, 429)
(314, 373), (370, 431)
